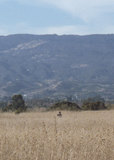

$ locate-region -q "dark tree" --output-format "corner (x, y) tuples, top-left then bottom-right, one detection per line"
(3, 94), (27, 113)
(12, 94), (26, 112)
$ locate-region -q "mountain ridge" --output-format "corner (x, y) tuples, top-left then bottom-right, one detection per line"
(0, 34), (114, 100)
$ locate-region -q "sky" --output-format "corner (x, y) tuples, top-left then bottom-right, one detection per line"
(0, 0), (114, 35)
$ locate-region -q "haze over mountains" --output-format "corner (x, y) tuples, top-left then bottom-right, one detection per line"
(0, 34), (114, 100)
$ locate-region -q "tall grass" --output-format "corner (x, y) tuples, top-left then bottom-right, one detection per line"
(0, 111), (114, 160)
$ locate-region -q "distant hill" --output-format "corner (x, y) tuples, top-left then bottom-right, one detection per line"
(0, 34), (114, 100)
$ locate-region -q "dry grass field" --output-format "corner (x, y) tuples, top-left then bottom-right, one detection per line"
(0, 110), (114, 160)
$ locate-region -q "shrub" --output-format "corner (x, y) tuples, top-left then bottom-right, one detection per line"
(49, 101), (81, 111)
(82, 98), (107, 110)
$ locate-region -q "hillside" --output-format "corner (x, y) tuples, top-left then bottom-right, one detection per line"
(0, 34), (114, 100)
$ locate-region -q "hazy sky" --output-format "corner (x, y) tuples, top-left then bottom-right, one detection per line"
(0, 0), (114, 35)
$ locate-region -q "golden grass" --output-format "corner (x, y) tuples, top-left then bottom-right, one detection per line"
(0, 110), (114, 160)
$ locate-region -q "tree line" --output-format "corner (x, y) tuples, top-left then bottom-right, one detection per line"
(0, 94), (109, 113)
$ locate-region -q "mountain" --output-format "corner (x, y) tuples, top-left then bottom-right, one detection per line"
(0, 34), (114, 100)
